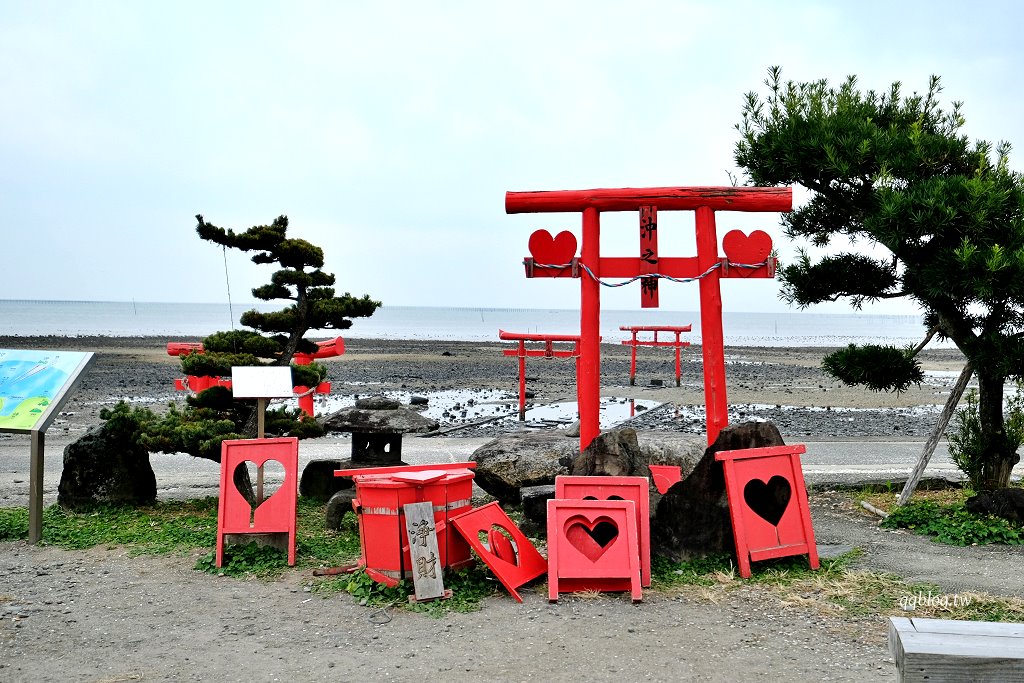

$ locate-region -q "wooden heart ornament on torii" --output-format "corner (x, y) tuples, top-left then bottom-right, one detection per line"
(506, 186), (792, 450)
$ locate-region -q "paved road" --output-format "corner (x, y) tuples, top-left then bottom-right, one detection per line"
(4, 431), (1019, 508)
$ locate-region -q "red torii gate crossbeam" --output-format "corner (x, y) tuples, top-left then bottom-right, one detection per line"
(499, 329), (581, 419)
(506, 186), (792, 450)
(620, 325), (692, 387)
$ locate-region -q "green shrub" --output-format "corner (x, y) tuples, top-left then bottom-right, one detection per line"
(949, 382), (1024, 490)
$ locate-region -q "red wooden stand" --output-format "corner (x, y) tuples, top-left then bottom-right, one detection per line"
(334, 463), (477, 586)
(546, 499), (642, 603)
(449, 501), (547, 602)
(620, 325), (691, 387)
(555, 475), (652, 586)
(499, 329), (581, 419)
(714, 444), (819, 579)
(507, 186), (791, 450)
(216, 437), (298, 567)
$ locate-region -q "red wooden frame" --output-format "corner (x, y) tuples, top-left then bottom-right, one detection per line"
(620, 325), (692, 387)
(546, 499), (642, 603)
(554, 475), (652, 587)
(499, 329), (581, 419)
(507, 185), (791, 450)
(217, 437), (298, 567)
(714, 444), (819, 579)
(449, 501), (547, 602)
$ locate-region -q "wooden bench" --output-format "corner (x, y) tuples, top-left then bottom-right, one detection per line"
(889, 617), (1024, 682)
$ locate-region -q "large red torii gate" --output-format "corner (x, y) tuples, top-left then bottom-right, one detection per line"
(506, 186), (792, 450)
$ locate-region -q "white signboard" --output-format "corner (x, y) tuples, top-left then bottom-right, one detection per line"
(230, 366), (294, 398)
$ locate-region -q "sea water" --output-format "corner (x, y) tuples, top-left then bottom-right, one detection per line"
(0, 299), (940, 347)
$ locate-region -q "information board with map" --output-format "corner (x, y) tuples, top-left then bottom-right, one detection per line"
(0, 349), (94, 433)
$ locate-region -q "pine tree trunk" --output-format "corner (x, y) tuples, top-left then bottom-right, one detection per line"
(976, 370), (1020, 489)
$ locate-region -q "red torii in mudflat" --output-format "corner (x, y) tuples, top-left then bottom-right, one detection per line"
(506, 185), (792, 450)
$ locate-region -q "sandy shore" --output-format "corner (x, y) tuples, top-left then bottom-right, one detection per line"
(0, 335), (968, 442)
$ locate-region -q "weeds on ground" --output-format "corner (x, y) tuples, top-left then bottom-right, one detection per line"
(881, 500), (1024, 545)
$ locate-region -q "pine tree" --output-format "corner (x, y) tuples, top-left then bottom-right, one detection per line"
(735, 67), (1024, 489)
(140, 215), (381, 492)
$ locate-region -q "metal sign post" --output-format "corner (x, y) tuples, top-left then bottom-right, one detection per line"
(0, 349), (95, 543)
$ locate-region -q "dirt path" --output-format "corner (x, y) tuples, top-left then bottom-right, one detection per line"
(1, 538), (892, 682)
(6, 494), (1024, 682)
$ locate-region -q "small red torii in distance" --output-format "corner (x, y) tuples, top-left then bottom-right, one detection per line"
(507, 185), (792, 450)
(498, 329), (581, 420)
(166, 337), (345, 417)
(620, 325), (691, 387)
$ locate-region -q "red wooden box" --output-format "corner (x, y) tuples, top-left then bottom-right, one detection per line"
(351, 468), (475, 585)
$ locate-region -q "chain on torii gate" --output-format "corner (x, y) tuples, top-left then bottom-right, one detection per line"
(506, 186), (792, 451)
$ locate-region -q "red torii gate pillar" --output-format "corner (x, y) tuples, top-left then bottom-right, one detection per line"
(507, 186), (792, 451)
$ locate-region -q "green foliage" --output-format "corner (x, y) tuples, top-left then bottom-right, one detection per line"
(134, 215), (380, 465)
(0, 507), (28, 541)
(883, 500), (1024, 545)
(194, 542), (288, 577)
(949, 384), (1024, 490)
(39, 499), (218, 552)
(821, 344), (924, 393)
(651, 551), (854, 588)
(735, 67), (1024, 487)
(333, 563), (500, 615)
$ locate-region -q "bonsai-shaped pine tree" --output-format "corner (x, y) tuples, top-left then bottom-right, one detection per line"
(735, 68), (1024, 489)
(140, 215), (381, 482)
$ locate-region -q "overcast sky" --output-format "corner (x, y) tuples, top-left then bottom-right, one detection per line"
(3, 1), (1022, 316)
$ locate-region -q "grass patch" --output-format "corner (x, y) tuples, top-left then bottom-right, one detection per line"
(881, 500), (1024, 545)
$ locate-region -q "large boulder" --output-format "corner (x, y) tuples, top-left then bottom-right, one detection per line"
(58, 424), (157, 509)
(652, 421), (786, 562)
(470, 432), (577, 504)
(471, 428), (704, 511)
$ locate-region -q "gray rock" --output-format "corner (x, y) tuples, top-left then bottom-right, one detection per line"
(520, 484), (557, 531)
(325, 489), (358, 530)
(355, 396), (401, 410)
(652, 421), (786, 562)
(299, 459), (349, 502)
(58, 424), (156, 509)
(470, 432), (577, 504)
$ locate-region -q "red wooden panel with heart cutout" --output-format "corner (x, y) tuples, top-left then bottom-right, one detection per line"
(217, 437), (298, 567)
(546, 499), (642, 602)
(449, 501), (547, 603)
(555, 475), (651, 587)
(715, 444), (819, 578)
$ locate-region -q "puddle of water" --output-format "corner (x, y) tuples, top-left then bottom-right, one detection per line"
(317, 388), (516, 422)
(522, 397), (661, 429)
(315, 389), (660, 429)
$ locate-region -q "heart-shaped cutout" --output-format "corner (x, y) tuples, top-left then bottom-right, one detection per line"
(564, 516), (619, 562)
(722, 229), (772, 264)
(234, 459), (286, 526)
(743, 475), (792, 527)
(477, 524), (520, 565)
(528, 229), (577, 265)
